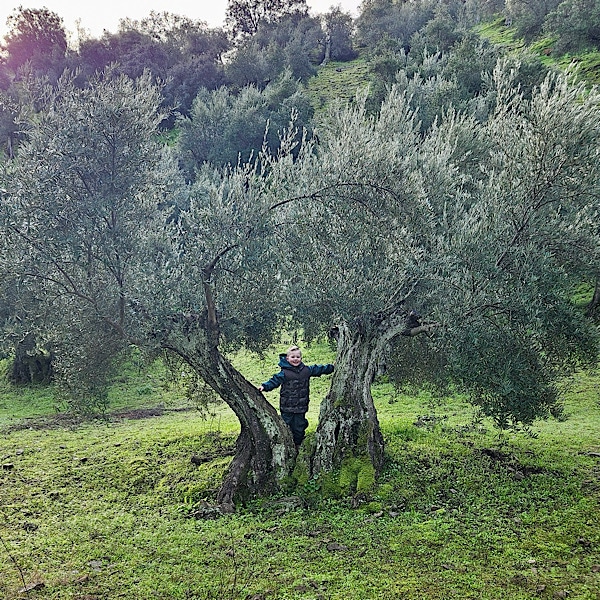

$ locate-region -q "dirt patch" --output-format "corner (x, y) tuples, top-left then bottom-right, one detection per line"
(1, 405), (195, 434)
(478, 446), (547, 477)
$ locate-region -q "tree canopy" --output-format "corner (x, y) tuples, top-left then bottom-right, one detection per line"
(225, 0), (309, 38)
(1, 7), (67, 80)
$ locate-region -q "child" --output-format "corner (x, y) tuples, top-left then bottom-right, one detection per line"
(258, 345), (334, 449)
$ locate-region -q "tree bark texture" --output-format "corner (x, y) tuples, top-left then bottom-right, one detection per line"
(165, 323), (296, 510)
(587, 280), (600, 318)
(312, 319), (387, 475)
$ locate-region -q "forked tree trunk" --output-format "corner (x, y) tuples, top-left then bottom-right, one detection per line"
(312, 313), (418, 479)
(156, 252), (297, 508)
(312, 319), (387, 475)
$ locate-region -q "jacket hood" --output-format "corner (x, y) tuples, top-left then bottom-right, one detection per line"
(278, 353), (304, 370)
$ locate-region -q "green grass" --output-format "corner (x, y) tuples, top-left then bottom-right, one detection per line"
(474, 16), (600, 84)
(1, 343), (600, 599)
(474, 16), (526, 52)
(306, 56), (372, 114)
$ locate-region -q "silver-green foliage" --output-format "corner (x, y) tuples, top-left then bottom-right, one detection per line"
(177, 70), (313, 176)
(0, 71), (177, 409)
(0, 69), (293, 422)
(444, 62), (600, 425)
(279, 60), (600, 427)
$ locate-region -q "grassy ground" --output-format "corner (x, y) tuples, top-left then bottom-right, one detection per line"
(474, 17), (600, 84)
(1, 343), (600, 599)
(305, 57), (372, 115)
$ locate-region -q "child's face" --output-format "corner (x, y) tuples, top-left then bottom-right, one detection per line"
(287, 349), (302, 367)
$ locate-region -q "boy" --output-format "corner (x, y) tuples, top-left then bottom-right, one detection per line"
(258, 345), (334, 449)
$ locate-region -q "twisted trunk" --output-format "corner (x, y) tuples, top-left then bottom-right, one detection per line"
(199, 350), (295, 508)
(162, 270), (295, 510)
(312, 313), (419, 479)
(167, 325), (296, 510)
(312, 319), (387, 476)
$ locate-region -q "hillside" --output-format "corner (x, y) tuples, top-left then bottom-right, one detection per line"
(306, 15), (600, 118)
(474, 16), (600, 84)
(306, 56), (372, 112)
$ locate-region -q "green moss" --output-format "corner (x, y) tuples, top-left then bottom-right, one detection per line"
(320, 471), (342, 498)
(338, 454), (377, 495)
(375, 482), (394, 502)
(333, 397), (346, 409)
(356, 461), (376, 493)
(362, 501), (383, 514)
(339, 459), (356, 494)
(292, 456), (310, 488)
(356, 420), (373, 450)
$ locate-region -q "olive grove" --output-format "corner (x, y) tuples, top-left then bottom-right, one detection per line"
(1, 60), (600, 505)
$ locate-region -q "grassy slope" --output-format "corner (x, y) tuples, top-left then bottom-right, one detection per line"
(1, 341), (600, 600)
(307, 18), (600, 116)
(305, 56), (372, 114)
(475, 17), (600, 84)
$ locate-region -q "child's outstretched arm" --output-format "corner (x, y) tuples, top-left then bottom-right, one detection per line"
(308, 364), (334, 377)
(258, 371), (285, 392)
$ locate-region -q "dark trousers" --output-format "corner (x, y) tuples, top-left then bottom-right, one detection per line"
(281, 411), (309, 446)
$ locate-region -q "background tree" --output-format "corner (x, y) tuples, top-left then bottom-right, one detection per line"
(1, 7), (67, 82)
(225, 0), (309, 38)
(0, 274), (53, 384)
(0, 88), (21, 159)
(463, 0), (507, 24)
(505, 0), (562, 40)
(177, 71), (313, 176)
(118, 12), (229, 119)
(544, 0), (600, 54)
(225, 13), (323, 87)
(355, 0), (437, 51)
(74, 13), (228, 122)
(321, 6), (357, 63)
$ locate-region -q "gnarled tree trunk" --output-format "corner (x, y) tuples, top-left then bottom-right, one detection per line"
(163, 267), (297, 510)
(312, 313), (425, 479)
(166, 326), (296, 510)
(312, 319), (386, 476)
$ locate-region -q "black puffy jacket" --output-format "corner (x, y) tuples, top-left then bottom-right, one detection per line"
(261, 354), (334, 413)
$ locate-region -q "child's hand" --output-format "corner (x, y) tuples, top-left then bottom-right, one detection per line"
(258, 385), (264, 392)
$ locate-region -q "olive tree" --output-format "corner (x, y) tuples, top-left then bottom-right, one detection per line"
(279, 89), (476, 474)
(544, 0), (600, 53)
(177, 71), (313, 175)
(0, 71), (300, 508)
(273, 62), (600, 477)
